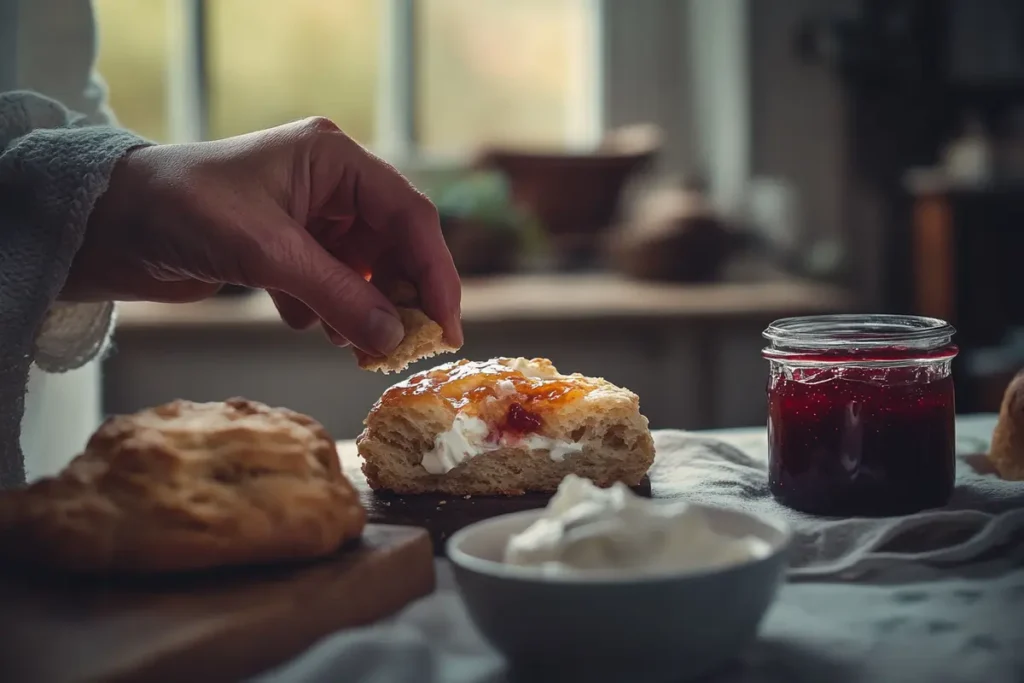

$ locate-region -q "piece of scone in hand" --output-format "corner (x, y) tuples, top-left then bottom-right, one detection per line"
(0, 398), (366, 575)
(357, 357), (655, 495)
(989, 371), (1024, 480)
(354, 280), (460, 374)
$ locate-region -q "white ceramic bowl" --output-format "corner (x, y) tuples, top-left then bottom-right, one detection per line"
(447, 504), (791, 683)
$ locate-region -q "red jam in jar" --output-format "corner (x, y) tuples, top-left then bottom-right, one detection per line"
(763, 315), (958, 517)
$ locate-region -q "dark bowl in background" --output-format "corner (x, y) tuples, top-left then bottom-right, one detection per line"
(610, 216), (738, 283)
(477, 125), (662, 269)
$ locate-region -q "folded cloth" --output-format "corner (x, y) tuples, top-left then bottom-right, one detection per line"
(649, 428), (1024, 580)
(253, 591), (505, 683)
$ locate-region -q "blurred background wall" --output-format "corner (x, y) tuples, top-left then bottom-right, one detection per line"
(93, 0), (1024, 438)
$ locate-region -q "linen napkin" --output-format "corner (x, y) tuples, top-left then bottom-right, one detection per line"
(649, 430), (1024, 580)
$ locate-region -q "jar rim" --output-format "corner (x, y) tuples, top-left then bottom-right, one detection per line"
(763, 314), (956, 351)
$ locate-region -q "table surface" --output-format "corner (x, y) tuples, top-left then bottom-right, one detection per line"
(256, 412), (1021, 683)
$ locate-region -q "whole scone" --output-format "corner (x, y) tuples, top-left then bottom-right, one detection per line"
(989, 372), (1024, 480)
(0, 398), (366, 574)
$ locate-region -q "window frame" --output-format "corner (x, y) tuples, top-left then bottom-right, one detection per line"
(164, 0), (694, 176)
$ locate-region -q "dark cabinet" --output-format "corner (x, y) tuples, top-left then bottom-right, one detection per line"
(912, 185), (1024, 411)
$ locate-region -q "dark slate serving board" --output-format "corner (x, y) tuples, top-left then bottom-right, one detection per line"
(338, 442), (651, 553)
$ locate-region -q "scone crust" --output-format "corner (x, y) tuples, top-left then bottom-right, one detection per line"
(989, 372), (1024, 480)
(0, 398), (366, 574)
(354, 307), (458, 373)
(357, 358), (655, 495)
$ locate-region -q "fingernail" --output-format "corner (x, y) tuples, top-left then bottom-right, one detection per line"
(328, 330), (350, 348)
(368, 308), (405, 355)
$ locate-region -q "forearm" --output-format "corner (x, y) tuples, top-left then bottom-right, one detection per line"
(0, 90), (149, 489)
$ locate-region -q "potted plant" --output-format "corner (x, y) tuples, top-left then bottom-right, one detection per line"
(431, 171), (546, 275)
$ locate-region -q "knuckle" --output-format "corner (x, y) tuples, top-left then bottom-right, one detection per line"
(298, 115), (342, 137)
(304, 115), (336, 132)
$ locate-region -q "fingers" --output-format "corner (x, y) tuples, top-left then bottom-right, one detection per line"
(320, 321), (351, 347)
(260, 226), (405, 356)
(309, 130), (464, 347)
(269, 291), (319, 330)
(270, 290), (351, 347)
(358, 161), (463, 346)
(403, 255), (463, 347)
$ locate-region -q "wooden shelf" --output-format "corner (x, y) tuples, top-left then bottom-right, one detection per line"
(115, 274), (854, 330)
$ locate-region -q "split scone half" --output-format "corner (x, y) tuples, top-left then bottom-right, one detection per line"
(0, 399), (366, 574)
(357, 358), (656, 495)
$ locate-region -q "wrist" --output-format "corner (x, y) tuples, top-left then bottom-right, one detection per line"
(87, 145), (153, 237)
(65, 145), (155, 301)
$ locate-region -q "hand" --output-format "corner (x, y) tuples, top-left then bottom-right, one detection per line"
(68, 117), (463, 357)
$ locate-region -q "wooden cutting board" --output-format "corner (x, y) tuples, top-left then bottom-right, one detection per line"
(0, 524), (434, 683)
(338, 442), (652, 553)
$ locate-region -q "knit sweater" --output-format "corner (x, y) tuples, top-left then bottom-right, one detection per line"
(0, 90), (148, 489)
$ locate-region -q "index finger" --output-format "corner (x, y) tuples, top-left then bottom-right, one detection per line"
(313, 135), (463, 347)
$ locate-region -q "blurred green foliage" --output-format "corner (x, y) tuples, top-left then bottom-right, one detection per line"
(432, 170), (549, 257)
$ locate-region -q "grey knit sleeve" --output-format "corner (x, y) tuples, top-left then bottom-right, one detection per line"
(0, 90), (151, 490)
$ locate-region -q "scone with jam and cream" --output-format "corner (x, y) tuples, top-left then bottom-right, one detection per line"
(356, 358), (655, 495)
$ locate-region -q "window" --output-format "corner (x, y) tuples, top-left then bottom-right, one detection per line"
(206, 0), (381, 144)
(93, 0), (601, 160)
(415, 0), (597, 155)
(93, 0), (177, 142)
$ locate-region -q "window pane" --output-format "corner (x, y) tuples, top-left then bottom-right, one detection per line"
(416, 0), (595, 155)
(207, 0), (380, 143)
(93, 0), (173, 141)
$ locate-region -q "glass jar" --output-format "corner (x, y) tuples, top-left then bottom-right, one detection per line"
(762, 314), (958, 517)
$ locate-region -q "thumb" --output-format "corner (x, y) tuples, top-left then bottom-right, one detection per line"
(256, 227), (405, 356)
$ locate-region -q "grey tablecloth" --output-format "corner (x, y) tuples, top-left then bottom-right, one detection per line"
(256, 415), (1024, 683)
